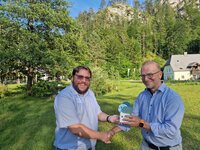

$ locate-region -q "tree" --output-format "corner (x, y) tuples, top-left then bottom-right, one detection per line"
(0, 0), (87, 94)
(165, 18), (192, 56)
(145, 0), (154, 15)
(152, 2), (175, 58)
(100, 0), (107, 10)
(108, 0), (128, 6)
(133, 0), (140, 10)
(183, 0), (200, 54)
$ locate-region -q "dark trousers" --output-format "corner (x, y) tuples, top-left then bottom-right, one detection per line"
(55, 147), (92, 150)
(142, 139), (182, 150)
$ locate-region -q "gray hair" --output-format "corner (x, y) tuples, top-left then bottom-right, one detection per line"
(142, 61), (161, 71)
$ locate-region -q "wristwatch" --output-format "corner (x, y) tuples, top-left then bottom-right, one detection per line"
(106, 115), (111, 123)
(139, 119), (145, 128)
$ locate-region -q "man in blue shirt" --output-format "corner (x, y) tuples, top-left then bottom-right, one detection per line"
(54, 66), (119, 150)
(111, 61), (184, 150)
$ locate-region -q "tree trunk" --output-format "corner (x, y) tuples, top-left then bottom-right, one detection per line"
(27, 75), (33, 95)
(17, 72), (20, 84)
(26, 68), (34, 95)
(0, 76), (5, 84)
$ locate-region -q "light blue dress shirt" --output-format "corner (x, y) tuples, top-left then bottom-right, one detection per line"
(54, 84), (102, 150)
(120, 83), (184, 147)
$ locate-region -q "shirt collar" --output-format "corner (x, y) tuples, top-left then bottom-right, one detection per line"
(145, 83), (166, 94)
(157, 83), (166, 93)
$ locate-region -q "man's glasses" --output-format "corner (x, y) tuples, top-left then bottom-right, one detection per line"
(140, 71), (160, 79)
(75, 74), (91, 81)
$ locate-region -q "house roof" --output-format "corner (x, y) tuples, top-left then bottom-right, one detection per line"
(188, 62), (200, 67)
(165, 53), (200, 71)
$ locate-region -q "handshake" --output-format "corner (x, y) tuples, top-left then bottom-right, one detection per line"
(99, 115), (144, 144)
(98, 102), (144, 144)
(99, 128), (116, 144)
(98, 114), (119, 144)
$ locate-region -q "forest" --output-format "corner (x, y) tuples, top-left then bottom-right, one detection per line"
(0, 0), (200, 94)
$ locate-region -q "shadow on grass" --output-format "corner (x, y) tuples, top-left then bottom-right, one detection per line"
(0, 95), (55, 150)
(3, 89), (24, 98)
(181, 113), (200, 150)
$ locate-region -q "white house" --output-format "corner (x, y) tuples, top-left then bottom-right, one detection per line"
(163, 52), (200, 80)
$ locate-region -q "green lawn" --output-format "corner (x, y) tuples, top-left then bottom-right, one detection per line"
(0, 81), (200, 150)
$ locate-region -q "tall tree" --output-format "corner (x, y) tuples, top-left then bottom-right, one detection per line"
(183, 0), (200, 54)
(133, 0), (140, 9)
(145, 0), (154, 15)
(0, 0), (87, 94)
(100, 0), (107, 9)
(108, 0), (128, 6)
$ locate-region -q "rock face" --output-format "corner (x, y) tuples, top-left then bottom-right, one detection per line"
(161, 0), (200, 9)
(161, 0), (183, 8)
(102, 3), (135, 22)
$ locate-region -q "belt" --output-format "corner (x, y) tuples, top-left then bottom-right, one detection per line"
(55, 148), (92, 150)
(145, 139), (178, 150)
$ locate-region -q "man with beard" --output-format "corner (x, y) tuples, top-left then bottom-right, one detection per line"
(110, 61), (184, 150)
(54, 66), (118, 150)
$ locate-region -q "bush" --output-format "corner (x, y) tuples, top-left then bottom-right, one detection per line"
(91, 67), (117, 96)
(165, 80), (200, 85)
(0, 84), (8, 98)
(31, 80), (66, 97)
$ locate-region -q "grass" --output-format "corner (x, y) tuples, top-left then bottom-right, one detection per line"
(0, 81), (200, 150)
(0, 85), (55, 150)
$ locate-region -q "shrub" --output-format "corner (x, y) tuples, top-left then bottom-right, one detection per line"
(0, 84), (8, 98)
(31, 80), (66, 97)
(91, 67), (117, 96)
(165, 80), (200, 85)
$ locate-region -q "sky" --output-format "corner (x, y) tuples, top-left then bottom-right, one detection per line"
(69, 0), (144, 18)
(69, 0), (101, 18)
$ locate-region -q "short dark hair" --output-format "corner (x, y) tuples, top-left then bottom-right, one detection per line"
(72, 66), (92, 78)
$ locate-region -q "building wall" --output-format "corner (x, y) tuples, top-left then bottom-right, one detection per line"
(174, 71), (192, 80)
(163, 65), (174, 80)
(163, 65), (194, 80)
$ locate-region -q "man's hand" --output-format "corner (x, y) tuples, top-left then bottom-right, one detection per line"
(99, 130), (115, 144)
(122, 115), (140, 127)
(122, 115), (151, 131)
(108, 115), (120, 124)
